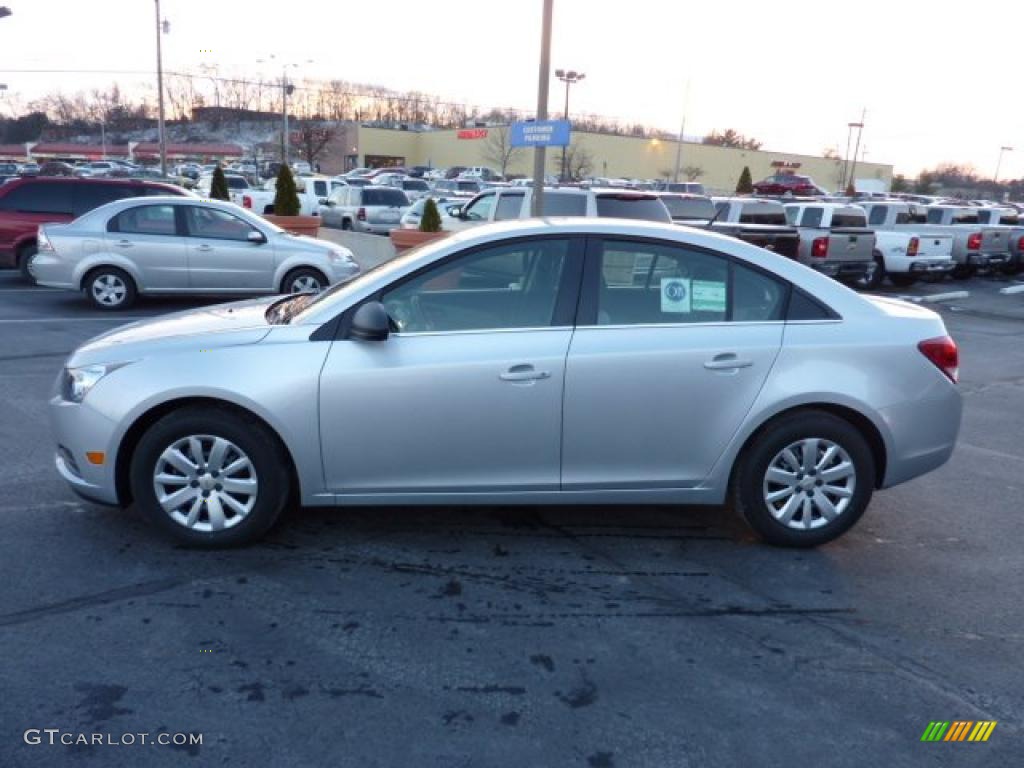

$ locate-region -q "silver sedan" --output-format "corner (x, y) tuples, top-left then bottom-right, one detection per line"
(48, 218), (962, 547)
(31, 197), (359, 309)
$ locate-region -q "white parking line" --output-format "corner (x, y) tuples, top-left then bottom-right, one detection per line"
(0, 288), (63, 292)
(0, 317), (149, 323)
(998, 285), (1024, 295)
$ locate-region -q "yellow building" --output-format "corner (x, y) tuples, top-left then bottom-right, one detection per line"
(341, 126), (892, 194)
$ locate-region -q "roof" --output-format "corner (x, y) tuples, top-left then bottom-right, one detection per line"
(133, 143), (244, 158)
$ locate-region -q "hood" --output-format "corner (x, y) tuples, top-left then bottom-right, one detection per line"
(68, 296), (277, 367)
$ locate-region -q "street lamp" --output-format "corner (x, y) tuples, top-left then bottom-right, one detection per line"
(994, 146), (1013, 183)
(554, 68), (585, 182)
(257, 56), (313, 166)
(0, 7), (11, 19)
(154, 0), (169, 175)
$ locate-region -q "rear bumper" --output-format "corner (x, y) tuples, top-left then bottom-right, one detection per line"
(967, 252), (1011, 267)
(813, 261), (870, 277)
(879, 386), (962, 488)
(908, 260), (955, 274)
(27, 251), (77, 288)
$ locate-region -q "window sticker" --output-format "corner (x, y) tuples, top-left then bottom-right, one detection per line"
(661, 278), (691, 313)
(692, 280), (727, 312)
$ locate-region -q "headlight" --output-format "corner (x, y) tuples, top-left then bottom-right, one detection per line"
(328, 249), (354, 264)
(62, 363), (128, 403)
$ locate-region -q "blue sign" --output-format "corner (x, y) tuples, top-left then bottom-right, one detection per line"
(510, 120), (571, 148)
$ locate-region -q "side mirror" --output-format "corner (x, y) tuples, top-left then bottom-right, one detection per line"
(350, 301), (390, 342)
(318, 197), (329, 205)
(247, 230), (267, 244)
(449, 206), (462, 218)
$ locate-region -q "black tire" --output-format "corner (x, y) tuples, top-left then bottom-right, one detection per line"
(129, 406), (291, 547)
(83, 266), (137, 310)
(889, 273), (917, 288)
(341, 219), (353, 231)
(17, 243), (38, 284)
(950, 264), (974, 280)
(733, 410), (876, 548)
(281, 266), (327, 294)
(856, 252), (885, 290)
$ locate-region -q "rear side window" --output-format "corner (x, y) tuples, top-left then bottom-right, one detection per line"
(362, 189), (409, 207)
(926, 209), (944, 224)
(595, 195), (671, 223)
(787, 289), (836, 321)
(0, 182), (74, 215)
(108, 204), (178, 236)
(73, 184), (137, 217)
(312, 180), (328, 197)
(541, 192), (586, 217)
(867, 206), (887, 226)
(800, 208), (824, 227)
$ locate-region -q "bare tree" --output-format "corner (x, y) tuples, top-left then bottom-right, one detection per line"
(682, 165), (705, 181)
(480, 125), (524, 178)
(290, 123), (336, 169)
(556, 139), (594, 182)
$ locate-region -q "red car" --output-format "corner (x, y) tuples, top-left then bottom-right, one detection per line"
(0, 177), (189, 280)
(752, 174), (824, 197)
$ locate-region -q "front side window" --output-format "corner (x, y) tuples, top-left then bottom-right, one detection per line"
(595, 239), (785, 326)
(184, 206), (257, 241)
(461, 192), (495, 221)
(867, 206), (887, 226)
(494, 192), (524, 221)
(109, 204), (177, 236)
(542, 192), (587, 217)
(381, 238), (570, 333)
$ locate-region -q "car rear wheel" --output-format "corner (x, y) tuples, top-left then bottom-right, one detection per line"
(856, 252), (884, 290)
(17, 243), (38, 284)
(281, 267), (327, 294)
(129, 406), (291, 547)
(950, 264), (974, 280)
(733, 411), (875, 547)
(84, 267), (137, 310)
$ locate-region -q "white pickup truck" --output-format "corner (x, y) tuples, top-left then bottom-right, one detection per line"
(240, 175), (342, 217)
(853, 201), (954, 287)
(781, 202), (876, 283)
(858, 202), (1010, 279)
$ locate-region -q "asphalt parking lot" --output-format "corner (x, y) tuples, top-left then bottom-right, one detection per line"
(1, 270), (1022, 767)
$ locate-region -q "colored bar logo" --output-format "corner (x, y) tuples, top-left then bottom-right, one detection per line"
(921, 721), (997, 742)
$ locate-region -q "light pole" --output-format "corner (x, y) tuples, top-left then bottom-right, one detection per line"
(554, 68), (584, 182)
(994, 146), (1013, 183)
(0, 7), (11, 19)
(154, 0), (168, 175)
(847, 109), (866, 192)
(257, 56), (312, 166)
(672, 80), (690, 184)
(530, 0), (554, 215)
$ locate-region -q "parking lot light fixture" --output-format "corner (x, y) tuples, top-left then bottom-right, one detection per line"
(555, 69), (585, 182)
(994, 146), (1013, 183)
(0, 6), (11, 19)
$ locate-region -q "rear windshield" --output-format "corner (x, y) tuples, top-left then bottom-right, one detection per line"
(362, 188), (409, 206)
(660, 196), (715, 220)
(403, 180), (429, 191)
(832, 212), (867, 227)
(457, 181), (479, 191)
(226, 177), (249, 189)
(595, 195), (671, 222)
(541, 192), (587, 216)
(739, 211), (787, 225)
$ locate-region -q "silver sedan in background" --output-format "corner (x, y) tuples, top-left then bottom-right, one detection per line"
(31, 197), (359, 309)
(48, 219), (962, 548)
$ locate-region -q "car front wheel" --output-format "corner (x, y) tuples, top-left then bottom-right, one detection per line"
(129, 406), (291, 547)
(733, 411), (875, 547)
(282, 267), (327, 294)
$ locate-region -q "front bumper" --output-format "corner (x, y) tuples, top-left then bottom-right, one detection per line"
(49, 393), (122, 505)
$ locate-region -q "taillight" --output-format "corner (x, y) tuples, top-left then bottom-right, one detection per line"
(37, 228), (54, 252)
(1017, 235), (1024, 251)
(357, 207), (367, 221)
(811, 237), (829, 258)
(918, 336), (959, 383)
(966, 232), (982, 251)
(907, 237), (919, 257)
(242, 195), (252, 209)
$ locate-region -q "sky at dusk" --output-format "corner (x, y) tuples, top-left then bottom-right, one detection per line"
(1, 0), (1021, 179)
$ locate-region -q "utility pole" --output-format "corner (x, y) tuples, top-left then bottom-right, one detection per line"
(155, 0), (167, 175)
(530, 0), (553, 216)
(672, 80), (690, 184)
(847, 108), (866, 193)
(994, 146), (1013, 183)
(281, 72), (290, 165)
(840, 122), (855, 191)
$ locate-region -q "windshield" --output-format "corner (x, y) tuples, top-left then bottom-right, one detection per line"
(660, 196), (715, 220)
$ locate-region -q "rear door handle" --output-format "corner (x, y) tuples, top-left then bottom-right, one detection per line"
(704, 354), (753, 371)
(500, 364), (551, 382)
(116, 240), (133, 247)
(196, 244), (213, 252)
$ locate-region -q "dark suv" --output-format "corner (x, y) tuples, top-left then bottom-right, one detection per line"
(0, 177), (190, 280)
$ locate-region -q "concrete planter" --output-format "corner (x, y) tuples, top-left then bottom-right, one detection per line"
(389, 228), (448, 253)
(263, 214), (321, 238)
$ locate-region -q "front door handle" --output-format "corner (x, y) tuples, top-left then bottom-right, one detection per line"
(704, 354), (753, 371)
(196, 244), (213, 252)
(500, 364), (551, 382)
(116, 240), (133, 247)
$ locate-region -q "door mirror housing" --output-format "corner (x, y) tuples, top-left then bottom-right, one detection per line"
(449, 206), (463, 218)
(349, 301), (390, 341)
(247, 230), (267, 244)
